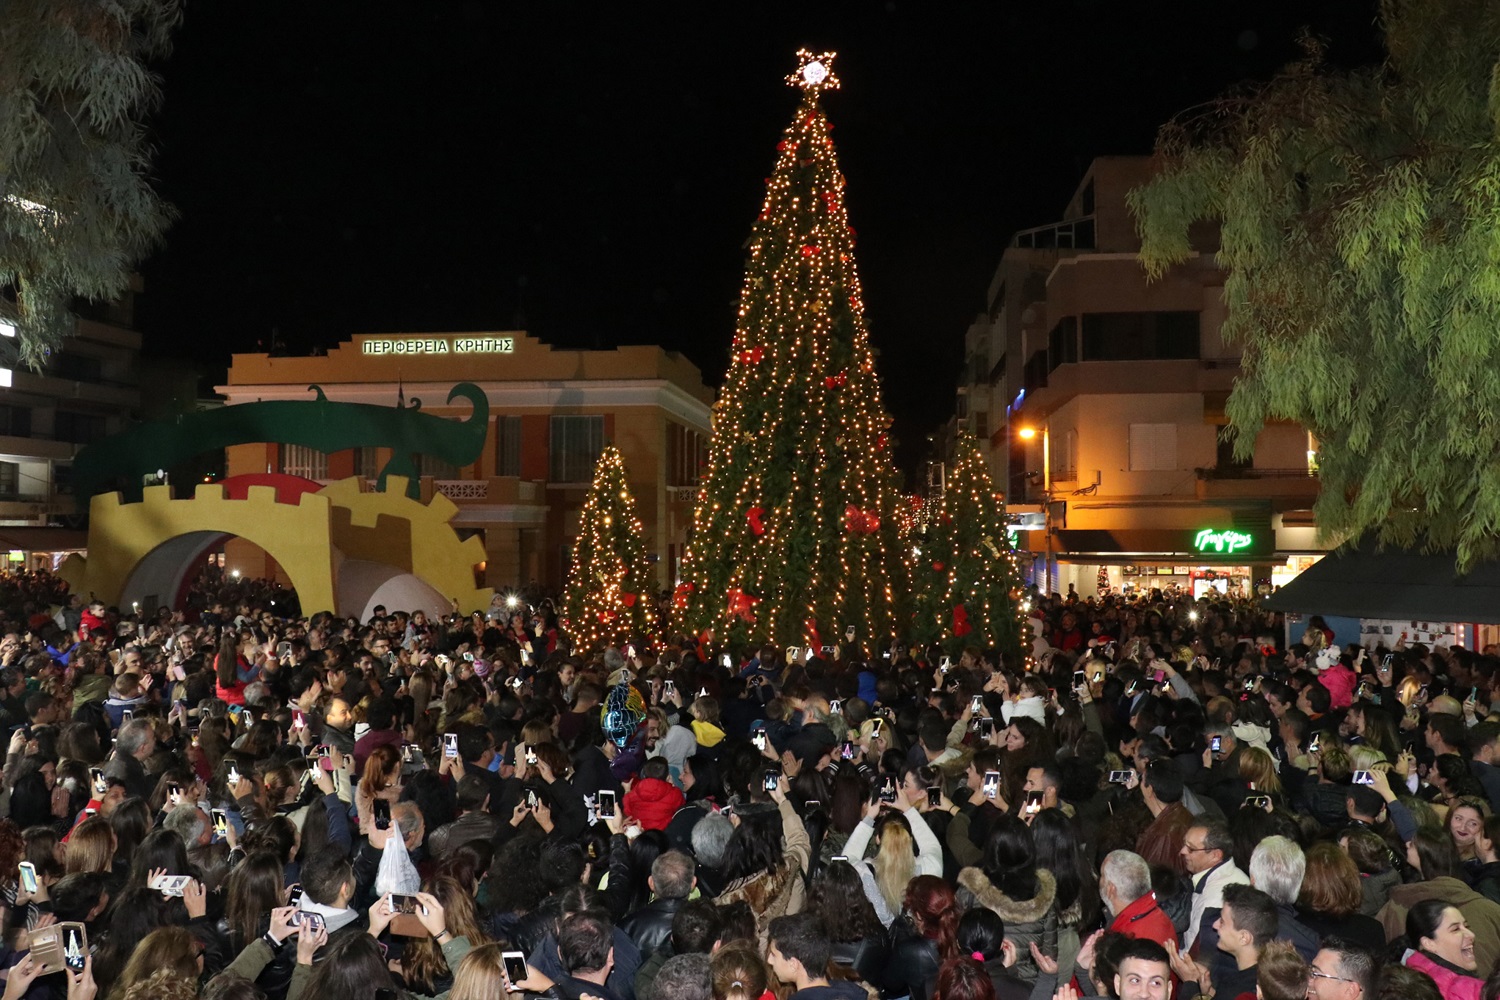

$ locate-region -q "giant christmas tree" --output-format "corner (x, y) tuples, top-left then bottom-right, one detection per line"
(678, 51), (907, 650)
(909, 432), (1026, 660)
(562, 445), (654, 652)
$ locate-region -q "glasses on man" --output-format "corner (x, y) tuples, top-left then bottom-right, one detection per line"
(1182, 842), (1212, 853)
(1307, 968), (1355, 993)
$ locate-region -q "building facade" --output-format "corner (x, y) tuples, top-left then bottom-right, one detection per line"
(956, 156), (1325, 598)
(0, 280), (145, 566)
(220, 331), (714, 593)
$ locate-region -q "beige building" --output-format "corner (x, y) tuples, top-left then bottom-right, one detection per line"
(954, 156), (1324, 598)
(220, 331), (714, 592)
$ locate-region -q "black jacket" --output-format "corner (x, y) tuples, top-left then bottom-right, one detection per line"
(257, 910), (367, 1000)
(882, 918), (940, 1000)
(619, 897), (684, 963)
(428, 810), (502, 857)
(978, 958), (1031, 1000)
(831, 936), (888, 990)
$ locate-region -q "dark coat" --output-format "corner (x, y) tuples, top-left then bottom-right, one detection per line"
(881, 918), (940, 1000)
(832, 936), (889, 991)
(955, 867), (1059, 985)
(619, 896), (684, 963)
(427, 810), (502, 858)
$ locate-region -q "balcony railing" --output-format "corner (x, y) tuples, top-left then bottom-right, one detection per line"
(1197, 467), (1317, 480)
(435, 480), (488, 501)
(0, 491), (52, 504)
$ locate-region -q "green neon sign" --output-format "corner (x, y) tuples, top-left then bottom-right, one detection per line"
(1194, 528), (1254, 555)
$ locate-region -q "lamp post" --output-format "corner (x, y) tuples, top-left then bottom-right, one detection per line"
(1016, 424), (1053, 594)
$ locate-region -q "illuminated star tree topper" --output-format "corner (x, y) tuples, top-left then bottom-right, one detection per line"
(787, 49), (841, 93)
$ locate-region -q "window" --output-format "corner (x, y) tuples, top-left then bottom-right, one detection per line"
(1081, 312), (1200, 361)
(354, 447), (381, 479)
(1052, 429), (1077, 480)
(667, 422), (706, 487)
(53, 463), (73, 496)
(0, 405), (31, 437)
(495, 416), (522, 477)
(47, 352), (104, 383)
(0, 462), (16, 499)
(1128, 423), (1178, 471)
(1048, 317), (1079, 372)
(988, 282), (1007, 322)
(280, 444), (328, 480)
(550, 415), (604, 483)
(1216, 434), (1250, 473)
(417, 453), (461, 479)
(972, 411), (989, 441)
(53, 410), (106, 444)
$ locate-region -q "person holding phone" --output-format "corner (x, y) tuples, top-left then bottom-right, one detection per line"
(714, 772), (811, 930)
(840, 780), (945, 918)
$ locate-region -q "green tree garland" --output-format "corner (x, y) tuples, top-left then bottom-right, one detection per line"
(562, 445), (653, 653)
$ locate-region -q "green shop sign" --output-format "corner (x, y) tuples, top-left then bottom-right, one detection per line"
(1193, 528), (1255, 555)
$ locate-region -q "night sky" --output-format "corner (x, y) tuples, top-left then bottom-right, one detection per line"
(135, 1), (1385, 480)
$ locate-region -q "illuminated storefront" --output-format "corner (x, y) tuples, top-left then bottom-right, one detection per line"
(1019, 521), (1328, 599)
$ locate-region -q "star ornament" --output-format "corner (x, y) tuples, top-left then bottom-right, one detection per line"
(787, 49), (840, 93)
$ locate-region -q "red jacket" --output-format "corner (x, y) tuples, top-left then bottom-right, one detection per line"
(622, 776), (685, 830)
(80, 610), (112, 643)
(1108, 892), (1177, 950)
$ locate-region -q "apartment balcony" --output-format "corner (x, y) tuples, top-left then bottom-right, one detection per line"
(11, 370), (138, 409)
(0, 492), (68, 520)
(0, 436), (75, 461)
(1195, 467), (1320, 504)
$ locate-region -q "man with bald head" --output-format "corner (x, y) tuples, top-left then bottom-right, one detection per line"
(1428, 694), (1464, 718)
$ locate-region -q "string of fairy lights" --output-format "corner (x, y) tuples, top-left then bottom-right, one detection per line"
(677, 50), (906, 648)
(906, 432), (1029, 659)
(561, 445), (653, 651)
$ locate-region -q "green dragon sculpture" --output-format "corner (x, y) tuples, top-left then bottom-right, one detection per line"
(73, 383), (489, 505)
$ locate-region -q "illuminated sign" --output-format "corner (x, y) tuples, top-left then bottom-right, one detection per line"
(1193, 528), (1254, 555)
(362, 336), (515, 356)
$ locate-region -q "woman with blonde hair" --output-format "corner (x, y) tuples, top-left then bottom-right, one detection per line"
(65, 815), (116, 876)
(842, 785), (943, 914)
(1237, 746), (1284, 804)
(401, 876), (490, 994)
(111, 926), (202, 1000)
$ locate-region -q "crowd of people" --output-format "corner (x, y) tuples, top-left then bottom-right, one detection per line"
(0, 574), (1491, 1000)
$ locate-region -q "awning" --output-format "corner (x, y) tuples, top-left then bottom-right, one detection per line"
(1263, 543), (1500, 624)
(0, 528), (88, 552)
(1041, 527), (1275, 560)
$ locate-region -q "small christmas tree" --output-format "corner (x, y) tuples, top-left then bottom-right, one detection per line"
(678, 50), (907, 649)
(562, 445), (653, 653)
(910, 432), (1025, 659)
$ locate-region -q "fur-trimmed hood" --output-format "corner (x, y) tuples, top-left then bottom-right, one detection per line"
(957, 866), (1058, 924)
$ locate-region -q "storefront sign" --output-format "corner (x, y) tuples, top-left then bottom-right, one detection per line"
(362, 336), (515, 356)
(1193, 528), (1255, 555)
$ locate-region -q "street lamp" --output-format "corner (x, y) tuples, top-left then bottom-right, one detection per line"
(1017, 423), (1053, 594)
